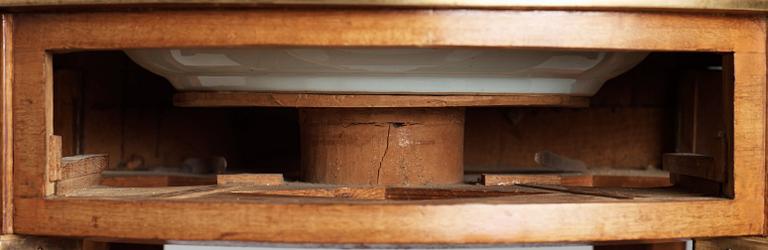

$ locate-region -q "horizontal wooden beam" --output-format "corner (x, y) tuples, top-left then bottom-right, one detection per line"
(217, 174), (283, 186)
(174, 92), (590, 108)
(14, 197), (758, 244)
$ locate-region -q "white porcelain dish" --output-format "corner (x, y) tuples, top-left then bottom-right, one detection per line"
(125, 48), (647, 96)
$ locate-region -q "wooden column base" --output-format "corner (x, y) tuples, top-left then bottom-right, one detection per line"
(300, 108), (465, 185)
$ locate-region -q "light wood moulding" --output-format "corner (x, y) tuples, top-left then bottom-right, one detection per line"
(173, 92), (591, 108)
(8, 9), (766, 243)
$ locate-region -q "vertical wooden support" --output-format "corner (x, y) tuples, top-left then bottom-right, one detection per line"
(0, 14), (12, 235)
(300, 108), (464, 185)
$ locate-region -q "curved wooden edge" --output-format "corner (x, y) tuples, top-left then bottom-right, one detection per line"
(173, 92), (590, 108)
(2, 0), (768, 14)
(13, 198), (760, 244)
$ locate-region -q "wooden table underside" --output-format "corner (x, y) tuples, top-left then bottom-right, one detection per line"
(1, 8), (765, 244)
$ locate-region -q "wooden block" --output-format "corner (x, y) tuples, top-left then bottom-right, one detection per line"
(54, 173), (101, 196)
(217, 173), (284, 185)
(481, 174), (563, 186)
(663, 153), (722, 182)
(49, 154), (108, 182)
(45, 135), (62, 196)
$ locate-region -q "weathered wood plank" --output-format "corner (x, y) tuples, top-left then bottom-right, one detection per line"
(217, 174), (283, 186)
(0, 14), (12, 235)
(13, 198), (759, 244)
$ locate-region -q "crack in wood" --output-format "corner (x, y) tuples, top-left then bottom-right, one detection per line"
(376, 124), (392, 185)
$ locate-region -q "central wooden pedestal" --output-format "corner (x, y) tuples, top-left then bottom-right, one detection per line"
(300, 108), (465, 185)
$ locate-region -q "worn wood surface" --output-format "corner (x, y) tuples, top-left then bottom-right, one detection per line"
(174, 92), (590, 108)
(8, 9), (767, 243)
(301, 108), (464, 185)
(12, 196), (754, 244)
(51, 154), (108, 182)
(482, 173), (671, 188)
(217, 174), (283, 185)
(0, 14), (11, 235)
(3, 0), (768, 14)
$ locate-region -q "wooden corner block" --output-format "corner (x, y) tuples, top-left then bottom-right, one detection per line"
(46, 135), (63, 196)
(481, 174), (564, 186)
(663, 153), (721, 182)
(49, 154), (108, 182)
(55, 173), (101, 196)
(217, 173), (284, 185)
(47, 153), (108, 196)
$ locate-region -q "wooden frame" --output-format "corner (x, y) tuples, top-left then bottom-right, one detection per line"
(5, 9), (766, 243)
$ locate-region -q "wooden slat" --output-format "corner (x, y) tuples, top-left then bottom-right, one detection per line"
(0, 14), (11, 235)
(481, 174), (565, 186)
(174, 92), (590, 108)
(13, 198), (759, 244)
(217, 173), (283, 185)
(482, 174), (671, 188)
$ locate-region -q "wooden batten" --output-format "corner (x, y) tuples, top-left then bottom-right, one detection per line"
(0, 13), (12, 234)
(482, 173), (671, 188)
(174, 92), (590, 108)
(217, 173), (284, 185)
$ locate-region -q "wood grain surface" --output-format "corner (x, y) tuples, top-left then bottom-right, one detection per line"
(174, 92), (590, 108)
